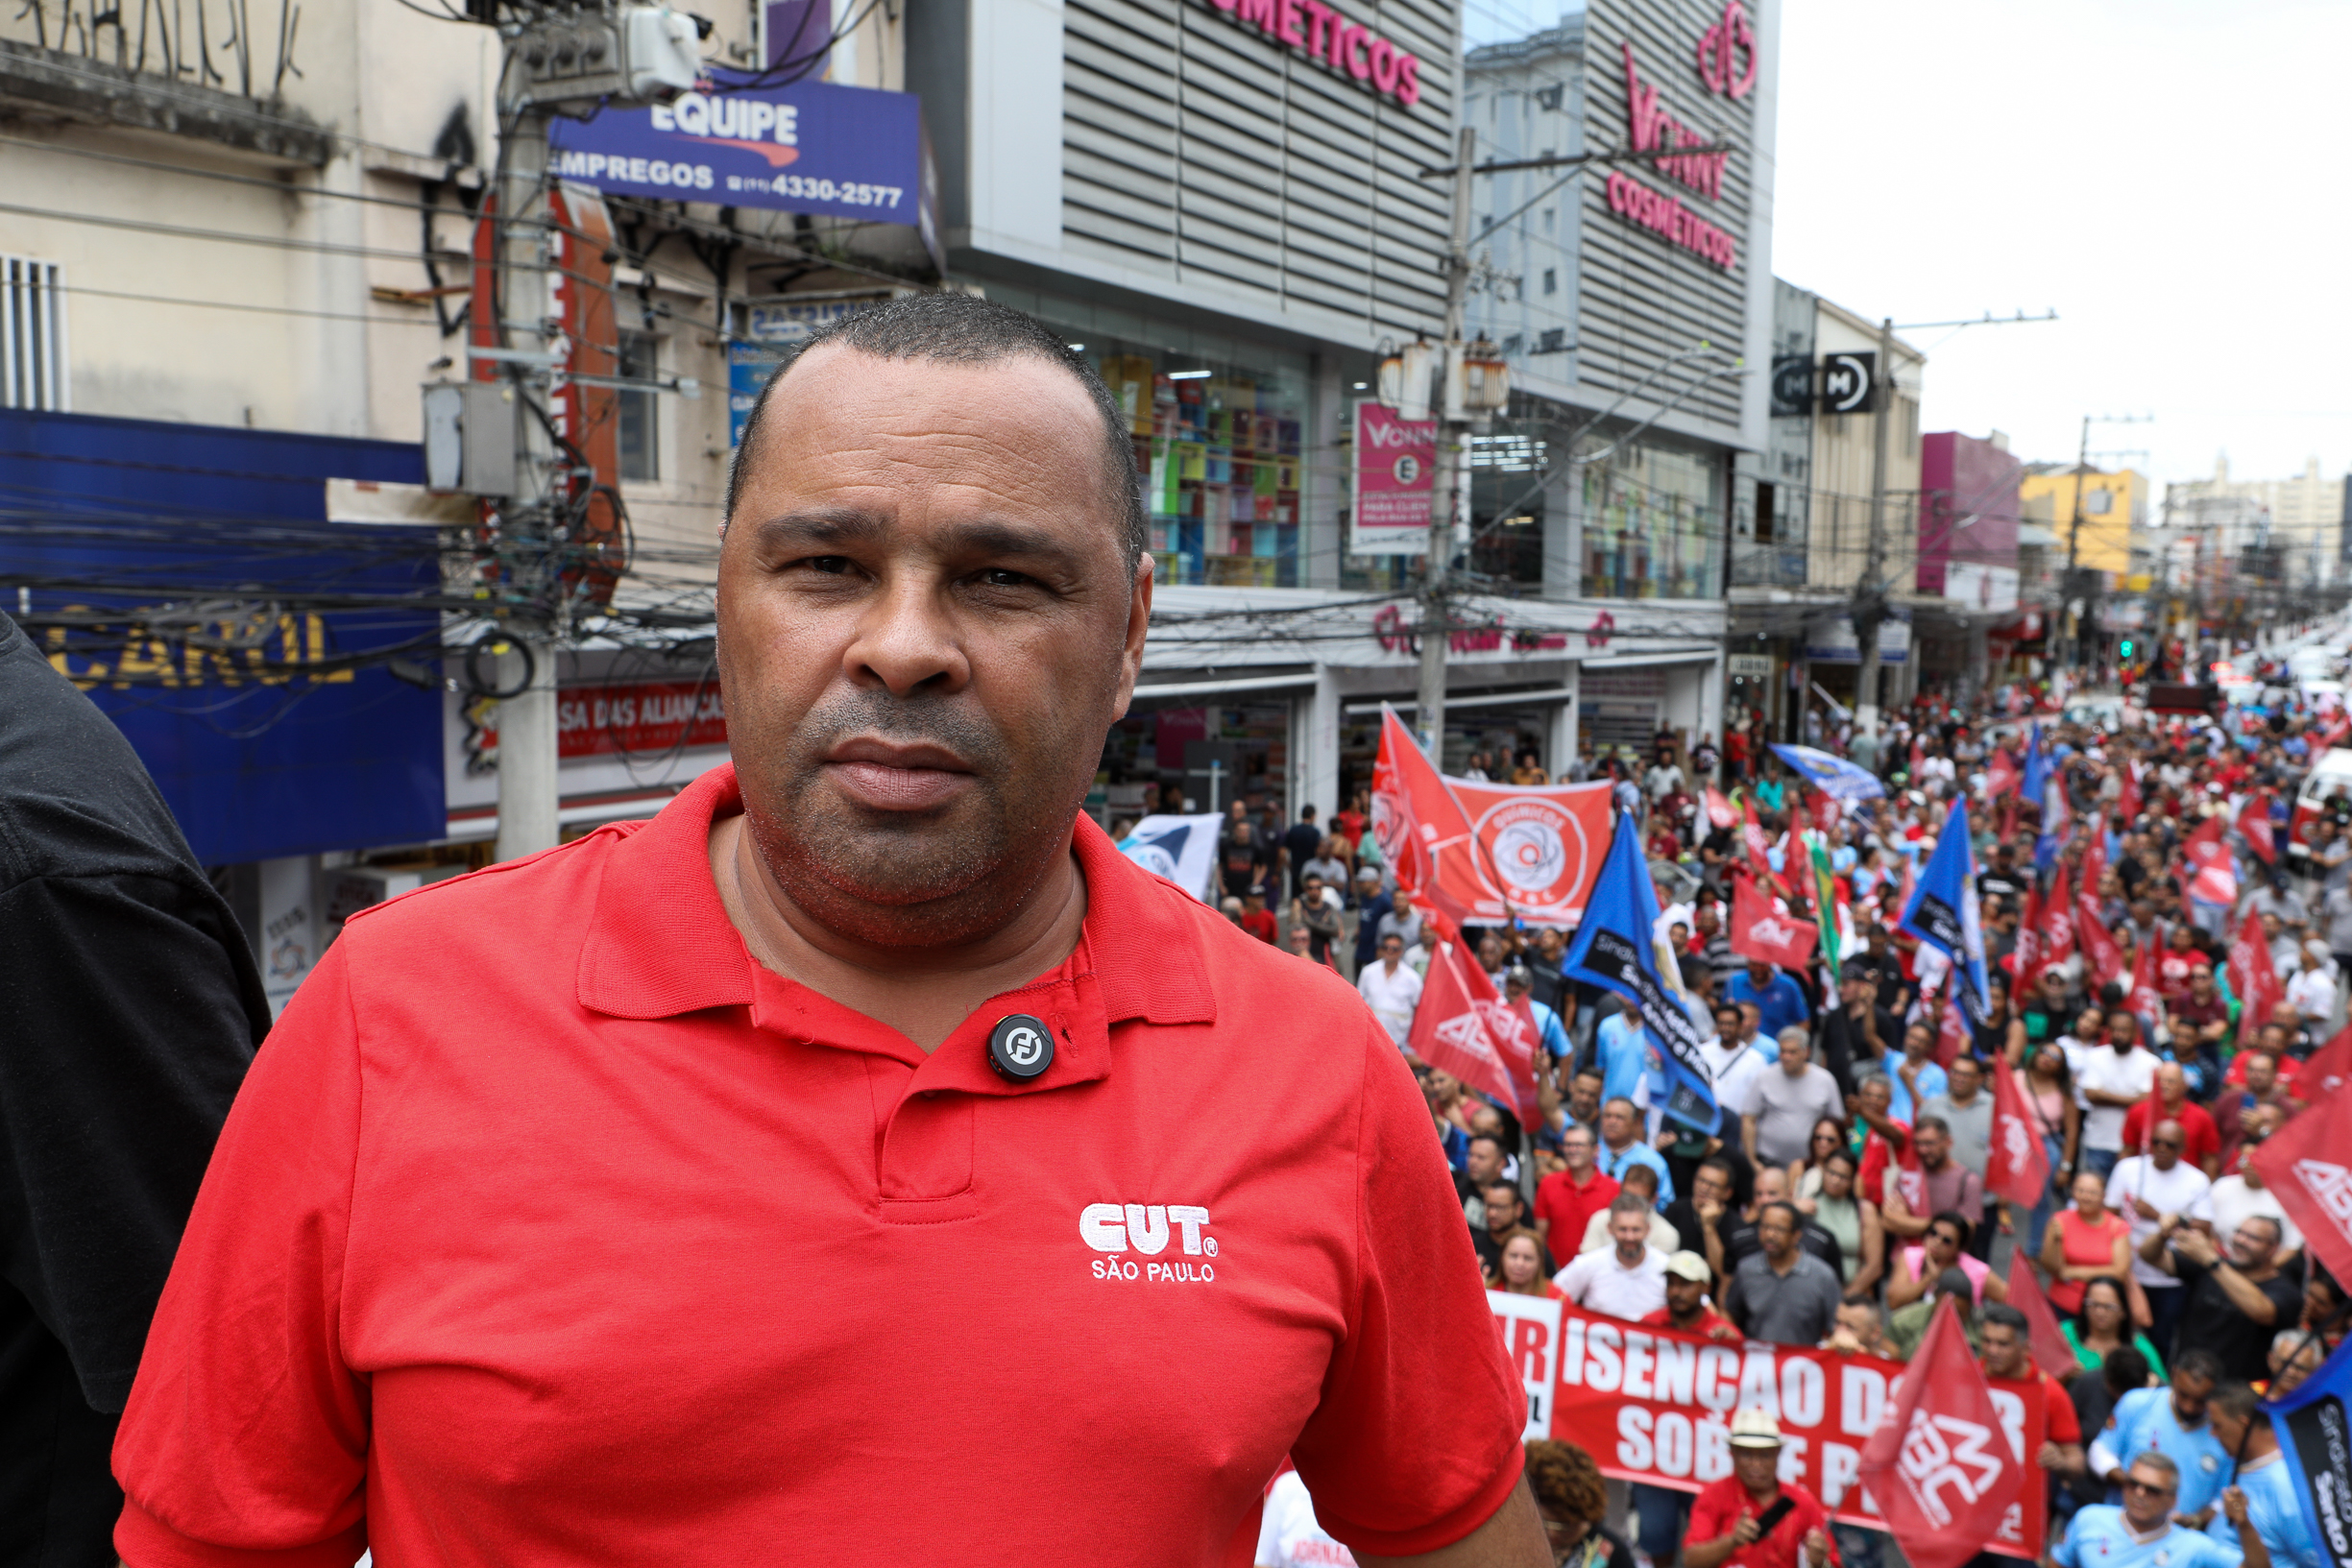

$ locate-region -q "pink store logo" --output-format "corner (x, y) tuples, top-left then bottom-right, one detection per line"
(1198, 0), (1423, 108)
(1696, 0), (1758, 100)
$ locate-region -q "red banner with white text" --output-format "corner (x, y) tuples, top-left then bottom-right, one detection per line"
(1523, 1303), (2047, 1559)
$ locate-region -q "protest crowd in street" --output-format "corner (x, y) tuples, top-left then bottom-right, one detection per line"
(1203, 640), (2352, 1568)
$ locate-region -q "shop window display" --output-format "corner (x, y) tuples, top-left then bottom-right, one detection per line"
(1578, 434), (1725, 600)
(1094, 354), (1307, 588)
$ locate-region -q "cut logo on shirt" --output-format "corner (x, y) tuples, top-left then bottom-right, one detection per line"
(1080, 1203), (1219, 1283)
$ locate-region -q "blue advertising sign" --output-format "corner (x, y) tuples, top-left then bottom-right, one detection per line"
(550, 74), (929, 238)
(729, 342), (788, 448)
(0, 409), (445, 865)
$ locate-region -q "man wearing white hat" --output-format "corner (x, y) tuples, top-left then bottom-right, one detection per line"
(1684, 1410), (1834, 1568)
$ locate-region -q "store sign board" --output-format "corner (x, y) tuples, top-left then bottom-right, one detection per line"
(1192, 0), (1424, 108)
(1727, 654), (1773, 677)
(1943, 562), (2020, 615)
(1805, 615), (1910, 665)
(550, 76), (929, 236)
(1351, 401), (1438, 554)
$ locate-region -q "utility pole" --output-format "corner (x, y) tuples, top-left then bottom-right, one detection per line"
(479, 2), (700, 862)
(1415, 124), (1477, 761)
(1853, 315), (1897, 738)
(2059, 411), (2152, 674)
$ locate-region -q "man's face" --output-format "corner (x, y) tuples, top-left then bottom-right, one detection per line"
(2156, 1063), (2186, 1103)
(1758, 1207), (1796, 1259)
(2171, 1371), (2215, 1426)
(2192, 966), (2216, 999)
(2107, 1016), (2139, 1051)
(2121, 1462), (2178, 1532)
(1732, 1444), (1780, 1493)
(1569, 1073), (1603, 1123)
(1610, 1209), (1650, 1256)
(1600, 1102), (1633, 1146)
(1467, 1141), (1503, 1183)
(1665, 1272), (1708, 1317)
(1979, 1322), (2025, 1381)
(1753, 1168), (1788, 1206)
(1915, 1125), (1951, 1170)
(2229, 1218), (2281, 1270)
(716, 348), (1149, 949)
(1485, 1185), (1521, 1234)
(1948, 1057), (1982, 1100)
(1563, 1129), (1597, 1174)
(1781, 1039), (1809, 1076)
(1904, 1024), (1933, 1060)
(1737, 1005), (1761, 1043)
(1714, 1009), (1741, 1043)
(1859, 1079), (1890, 1120)
(1693, 1165), (1732, 1208)
(1379, 935), (1403, 966)
(2149, 1122), (2184, 1170)
(1747, 960), (1772, 989)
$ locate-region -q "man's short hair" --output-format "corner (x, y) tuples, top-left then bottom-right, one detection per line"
(1757, 1199), (1799, 1231)
(2103, 1344), (2150, 1395)
(1857, 1072), (1891, 1096)
(1914, 1115), (1951, 1138)
(1483, 1179), (1519, 1204)
(1609, 1191), (1652, 1218)
(725, 292), (1150, 566)
(1602, 1096), (1639, 1118)
(1778, 1025), (1809, 1053)
(2127, 1451), (2182, 1486)
(2174, 1347), (2225, 1386)
(1467, 1132), (1506, 1156)
(1978, 1302), (2028, 1337)
(1620, 1163), (1661, 1194)
(2209, 1382), (2267, 1427)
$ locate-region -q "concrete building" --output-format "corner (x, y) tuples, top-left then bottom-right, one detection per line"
(2163, 455), (2346, 590)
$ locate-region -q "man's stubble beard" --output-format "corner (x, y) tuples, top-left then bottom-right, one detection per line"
(735, 683), (1106, 952)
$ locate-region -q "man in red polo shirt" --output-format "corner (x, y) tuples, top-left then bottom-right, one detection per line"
(1684, 1411), (1834, 1568)
(2120, 1061), (2221, 1176)
(1532, 1123), (1618, 1251)
(110, 297), (1541, 1566)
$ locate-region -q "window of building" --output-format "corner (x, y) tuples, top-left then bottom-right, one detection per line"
(1578, 433), (1724, 600)
(617, 329), (660, 482)
(1542, 268), (1557, 295)
(3, 256), (67, 411)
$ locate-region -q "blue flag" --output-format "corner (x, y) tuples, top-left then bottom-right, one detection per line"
(2262, 1332), (2352, 1568)
(1899, 800), (1993, 1025)
(2019, 723), (2049, 807)
(1768, 743), (1887, 803)
(1563, 811), (1717, 1133)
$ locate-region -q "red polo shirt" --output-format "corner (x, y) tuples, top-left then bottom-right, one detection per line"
(112, 767), (1522, 1567)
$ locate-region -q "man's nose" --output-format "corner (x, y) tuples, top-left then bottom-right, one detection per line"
(840, 571), (969, 697)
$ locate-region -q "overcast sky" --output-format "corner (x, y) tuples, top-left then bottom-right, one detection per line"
(1771, 0), (2352, 493)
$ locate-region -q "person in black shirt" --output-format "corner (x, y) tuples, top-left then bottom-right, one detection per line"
(1280, 805), (1323, 902)
(0, 615), (270, 1568)
(1217, 818), (1273, 900)
(1472, 1181), (1556, 1280)
(2144, 1213), (2303, 1382)
(1976, 842), (2027, 906)
(1816, 961), (1897, 1099)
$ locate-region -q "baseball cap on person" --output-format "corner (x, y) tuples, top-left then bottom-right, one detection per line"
(1663, 1251), (1710, 1283)
(1729, 1409), (1782, 1449)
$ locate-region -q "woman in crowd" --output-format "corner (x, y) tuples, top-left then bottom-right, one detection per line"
(2021, 1041), (2081, 1256)
(1806, 1148), (1885, 1303)
(1886, 1210), (2006, 1310)
(1523, 1440), (1637, 1568)
(2063, 1275), (2166, 1381)
(1789, 1118), (1852, 1204)
(1493, 1232), (1561, 1299)
(2041, 1169), (2138, 1319)
(1974, 972), (2028, 1065)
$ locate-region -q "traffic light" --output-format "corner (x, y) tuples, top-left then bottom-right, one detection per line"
(2121, 639), (2134, 660)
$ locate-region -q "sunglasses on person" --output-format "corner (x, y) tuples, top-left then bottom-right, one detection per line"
(2150, 1137), (2183, 1149)
(2122, 1478), (2177, 1497)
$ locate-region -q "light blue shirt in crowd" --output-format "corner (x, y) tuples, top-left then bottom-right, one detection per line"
(1596, 1013), (1650, 1108)
(2056, 1508), (2239, 1568)
(2208, 1452), (2320, 1568)
(1595, 1138), (1675, 1208)
(1880, 1049), (1949, 1125)
(2091, 1387), (2235, 1519)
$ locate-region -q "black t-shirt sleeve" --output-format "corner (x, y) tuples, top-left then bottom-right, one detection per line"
(0, 871), (261, 1411)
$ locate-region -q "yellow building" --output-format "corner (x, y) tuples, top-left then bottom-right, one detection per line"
(2019, 466), (2148, 578)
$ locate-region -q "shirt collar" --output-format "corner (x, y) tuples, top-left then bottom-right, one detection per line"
(575, 763), (1215, 1030)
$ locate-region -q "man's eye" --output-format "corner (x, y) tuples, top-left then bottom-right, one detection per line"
(802, 556), (854, 575)
(977, 568), (1035, 589)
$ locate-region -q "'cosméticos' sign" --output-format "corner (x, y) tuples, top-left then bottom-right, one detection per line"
(1192, 0), (1424, 108)
(1597, 0), (1757, 273)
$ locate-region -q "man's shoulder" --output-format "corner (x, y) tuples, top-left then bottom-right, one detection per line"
(337, 818), (642, 964)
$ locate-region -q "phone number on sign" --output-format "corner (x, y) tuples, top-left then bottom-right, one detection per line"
(723, 173), (903, 206)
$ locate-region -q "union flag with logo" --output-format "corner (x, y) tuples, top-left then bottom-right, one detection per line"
(1730, 875), (1815, 970)
(2226, 905), (2285, 1039)
(1405, 937), (1542, 1124)
(2253, 1071), (2352, 1293)
(1984, 1056), (2050, 1209)
(1859, 1297), (2023, 1568)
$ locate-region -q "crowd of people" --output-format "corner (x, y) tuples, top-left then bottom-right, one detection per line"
(1245, 651), (2352, 1568)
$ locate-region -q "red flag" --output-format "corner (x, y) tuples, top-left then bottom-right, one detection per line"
(2226, 906), (2285, 1039)
(2253, 1088), (2352, 1298)
(2004, 1251), (2079, 1380)
(1933, 987), (1971, 1068)
(2040, 864), (2076, 975)
(2240, 792), (2278, 864)
(1986, 1056), (2052, 1208)
(1859, 1297), (2024, 1568)
(2185, 815), (2239, 905)
(1732, 877), (1817, 970)
(2079, 830), (2108, 899)
(1406, 938), (1540, 1123)
(2117, 761), (2142, 824)
(1741, 797), (1791, 896)
(1986, 748), (2020, 801)
(1704, 785), (1737, 831)
(2010, 881), (2046, 989)
(2129, 921), (2158, 1001)
(1997, 794), (2020, 846)
(2074, 887), (2126, 991)
(1812, 789), (1842, 832)
(2299, 1020), (2352, 1103)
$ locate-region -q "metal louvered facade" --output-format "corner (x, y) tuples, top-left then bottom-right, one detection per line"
(1058, 0), (1460, 347)
(1574, 0), (1768, 445)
